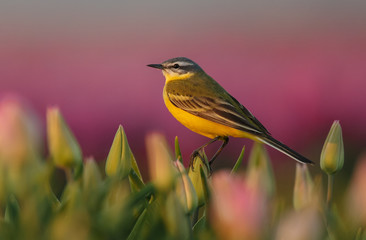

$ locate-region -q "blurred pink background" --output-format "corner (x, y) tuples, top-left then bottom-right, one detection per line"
(1, 0), (365, 173)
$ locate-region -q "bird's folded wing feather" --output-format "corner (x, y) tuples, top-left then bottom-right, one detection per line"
(167, 92), (268, 135)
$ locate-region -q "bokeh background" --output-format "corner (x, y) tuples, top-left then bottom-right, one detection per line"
(1, 0), (365, 181)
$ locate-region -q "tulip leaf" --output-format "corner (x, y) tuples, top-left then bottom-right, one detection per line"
(231, 146), (245, 174)
(4, 195), (20, 225)
(129, 169), (145, 193)
(175, 136), (183, 163)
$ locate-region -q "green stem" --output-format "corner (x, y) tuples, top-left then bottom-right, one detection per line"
(326, 174), (334, 209)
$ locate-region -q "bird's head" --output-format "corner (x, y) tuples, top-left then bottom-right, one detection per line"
(147, 57), (203, 80)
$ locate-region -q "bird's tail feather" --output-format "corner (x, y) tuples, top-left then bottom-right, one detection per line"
(257, 135), (314, 165)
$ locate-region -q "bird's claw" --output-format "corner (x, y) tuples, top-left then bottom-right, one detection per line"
(189, 150), (212, 175)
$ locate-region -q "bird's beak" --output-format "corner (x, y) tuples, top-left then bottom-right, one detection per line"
(147, 64), (164, 69)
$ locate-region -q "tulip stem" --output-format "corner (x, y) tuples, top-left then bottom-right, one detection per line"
(326, 174), (334, 209)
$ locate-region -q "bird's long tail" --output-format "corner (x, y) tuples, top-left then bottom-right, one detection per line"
(257, 135), (314, 165)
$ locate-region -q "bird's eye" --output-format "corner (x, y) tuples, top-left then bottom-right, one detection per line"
(173, 64), (180, 69)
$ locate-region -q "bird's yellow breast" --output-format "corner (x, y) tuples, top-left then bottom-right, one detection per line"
(163, 85), (254, 140)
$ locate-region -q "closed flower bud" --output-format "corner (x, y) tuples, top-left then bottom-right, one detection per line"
(246, 143), (275, 198)
(146, 132), (176, 192)
(0, 95), (42, 169)
(47, 107), (82, 170)
(293, 164), (314, 210)
(188, 150), (210, 206)
(105, 125), (139, 178)
(210, 171), (268, 240)
(173, 160), (198, 213)
(83, 158), (102, 196)
(320, 120), (344, 175)
(347, 154), (366, 225)
(275, 207), (324, 240)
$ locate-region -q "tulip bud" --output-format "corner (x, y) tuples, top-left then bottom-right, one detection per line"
(0, 96), (42, 169)
(210, 171), (268, 240)
(146, 132), (177, 192)
(347, 154), (366, 225)
(47, 107), (82, 170)
(83, 158), (102, 196)
(162, 192), (191, 239)
(105, 125), (140, 179)
(188, 150), (210, 206)
(275, 208), (324, 240)
(246, 143), (275, 198)
(320, 120), (344, 175)
(293, 164), (314, 210)
(173, 160), (198, 213)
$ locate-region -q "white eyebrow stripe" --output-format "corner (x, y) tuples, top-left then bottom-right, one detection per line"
(174, 61), (194, 66)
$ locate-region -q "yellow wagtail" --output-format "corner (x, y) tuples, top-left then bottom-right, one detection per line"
(147, 57), (314, 167)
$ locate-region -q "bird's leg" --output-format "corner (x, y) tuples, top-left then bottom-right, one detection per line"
(189, 136), (220, 170)
(189, 136), (229, 173)
(208, 137), (229, 167)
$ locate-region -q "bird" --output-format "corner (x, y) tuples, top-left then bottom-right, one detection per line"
(147, 57), (314, 168)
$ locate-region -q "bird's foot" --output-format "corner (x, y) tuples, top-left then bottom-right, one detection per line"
(189, 150), (211, 175)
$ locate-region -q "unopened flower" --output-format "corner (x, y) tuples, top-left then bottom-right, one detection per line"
(83, 158), (102, 198)
(320, 120), (344, 175)
(210, 171), (268, 240)
(47, 107), (82, 169)
(347, 154), (366, 225)
(173, 160), (198, 213)
(105, 125), (140, 178)
(275, 207), (324, 240)
(188, 150), (210, 206)
(0, 95), (42, 169)
(146, 132), (176, 192)
(246, 143), (275, 198)
(293, 164), (314, 210)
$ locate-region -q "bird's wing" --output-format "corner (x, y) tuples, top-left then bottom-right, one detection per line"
(226, 93), (270, 135)
(167, 92), (267, 135)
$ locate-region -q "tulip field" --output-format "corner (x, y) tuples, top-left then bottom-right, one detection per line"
(0, 96), (365, 240)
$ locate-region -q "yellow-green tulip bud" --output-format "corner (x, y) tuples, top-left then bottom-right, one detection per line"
(188, 150), (209, 206)
(105, 125), (140, 179)
(320, 120), (344, 175)
(83, 158), (102, 196)
(293, 164), (314, 210)
(146, 132), (177, 192)
(47, 107), (82, 170)
(246, 143), (275, 198)
(173, 160), (198, 213)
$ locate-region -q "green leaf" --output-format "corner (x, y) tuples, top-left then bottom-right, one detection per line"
(4, 195), (20, 225)
(231, 146), (245, 174)
(200, 166), (211, 202)
(129, 169), (145, 193)
(126, 208), (148, 240)
(175, 136), (183, 163)
(193, 214), (206, 233)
